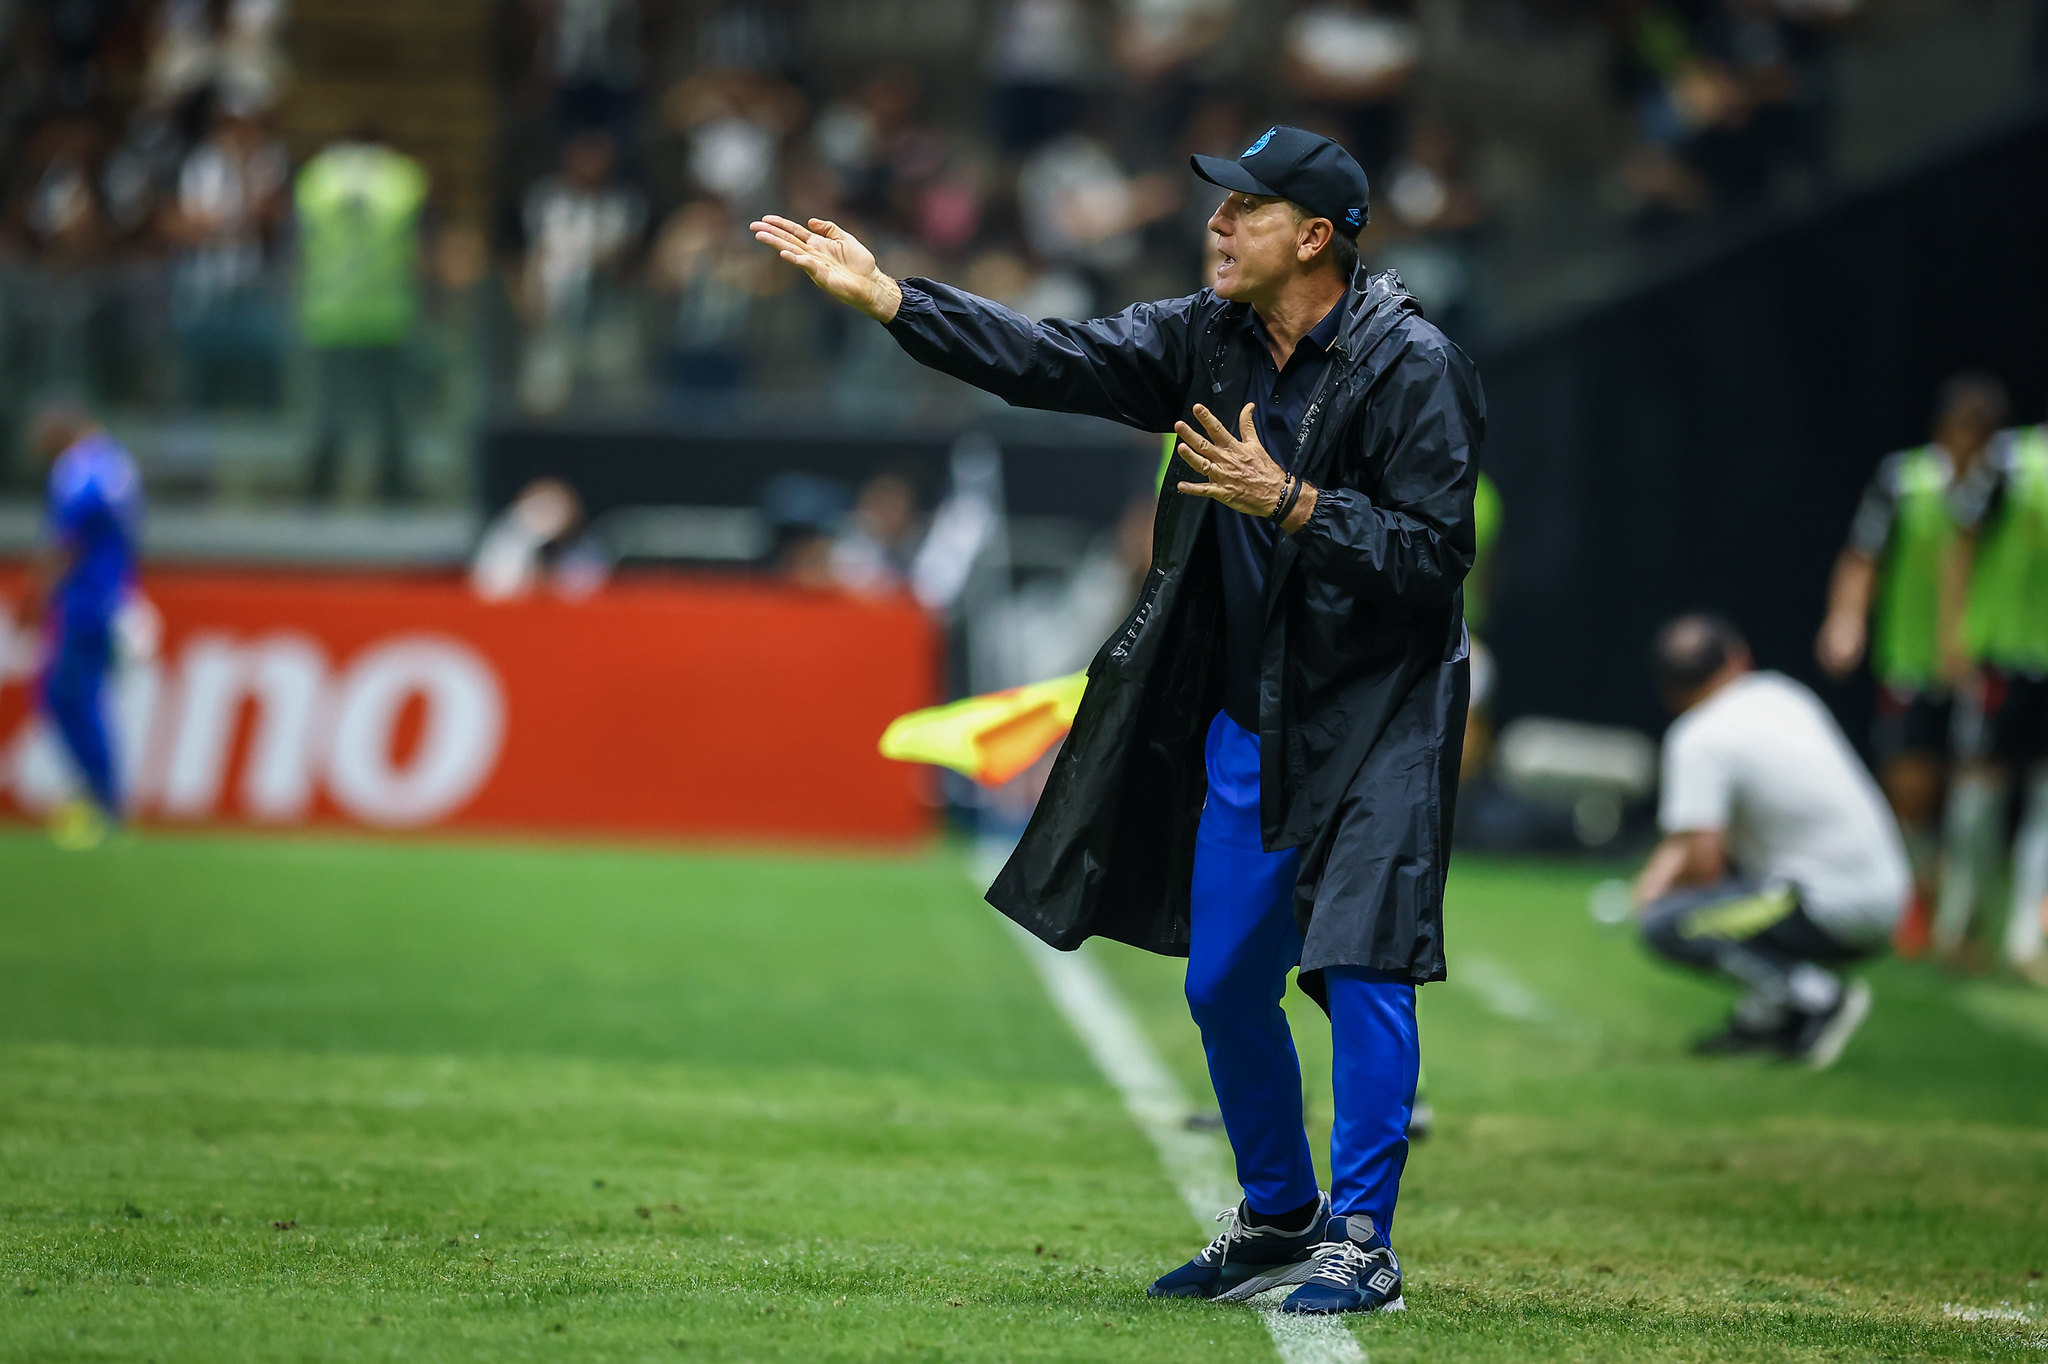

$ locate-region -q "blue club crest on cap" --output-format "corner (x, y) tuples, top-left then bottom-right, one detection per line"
(1345, 206), (1363, 227)
(1243, 126), (1277, 157)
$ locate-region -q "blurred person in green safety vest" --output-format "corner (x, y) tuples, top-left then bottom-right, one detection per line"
(295, 125), (428, 503)
(1816, 376), (2008, 957)
(1941, 383), (2048, 980)
(1461, 470), (1501, 780)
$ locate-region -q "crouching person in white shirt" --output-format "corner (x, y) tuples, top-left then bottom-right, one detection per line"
(1634, 614), (1912, 1069)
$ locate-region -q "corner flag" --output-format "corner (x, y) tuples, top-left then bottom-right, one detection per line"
(878, 672), (1087, 787)
(880, 433), (1172, 788)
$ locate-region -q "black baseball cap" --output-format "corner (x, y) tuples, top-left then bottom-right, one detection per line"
(1191, 125), (1370, 237)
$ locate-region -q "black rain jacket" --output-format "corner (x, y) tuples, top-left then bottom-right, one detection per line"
(886, 267), (1484, 987)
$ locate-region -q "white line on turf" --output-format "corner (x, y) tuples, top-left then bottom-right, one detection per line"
(1943, 1303), (2039, 1323)
(1958, 983), (2048, 1051)
(1454, 954), (1544, 1020)
(1455, 953), (1592, 1041)
(998, 915), (1366, 1364)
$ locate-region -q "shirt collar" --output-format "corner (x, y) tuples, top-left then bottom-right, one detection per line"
(1246, 293), (1348, 359)
(1305, 295), (1346, 351)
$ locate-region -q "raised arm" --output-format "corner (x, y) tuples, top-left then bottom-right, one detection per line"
(750, 214), (1195, 432)
(1815, 547), (1875, 678)
(750, 215), (903, 322)
(1818, 456), (1901, 678)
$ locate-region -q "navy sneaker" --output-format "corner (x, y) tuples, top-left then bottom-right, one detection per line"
(1146, 1193), (1331, 1302)
(1278, 1214), (1404, 1315)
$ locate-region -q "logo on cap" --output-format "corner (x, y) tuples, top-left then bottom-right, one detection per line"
(1243, 127), (1277, 157)
(1345, 206), (1363, 228)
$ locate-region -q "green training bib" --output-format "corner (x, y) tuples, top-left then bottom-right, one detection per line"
(295, 145), (429, 349)
(1871, 447), (1952, 689)
(1966, 427), (2048, 672)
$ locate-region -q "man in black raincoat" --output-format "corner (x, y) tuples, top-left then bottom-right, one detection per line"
(753, 125), (1482, 1316)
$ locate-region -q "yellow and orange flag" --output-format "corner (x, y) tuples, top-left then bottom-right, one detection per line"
(878, 671), (1087, 787)
(881, 434), (1172, 787)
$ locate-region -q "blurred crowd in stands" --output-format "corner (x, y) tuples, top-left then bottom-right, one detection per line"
(489, 0), (1497, 416)
(0, 0), (476, 499)
(4, 0), (2044, 485)
(1609, 0), (1857, 225)
(482, 0), (1874, 414)
(1, 0), (299, 408)
(4, 0), (290, 266)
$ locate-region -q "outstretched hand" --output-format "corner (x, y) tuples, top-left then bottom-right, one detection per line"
(749, 215), (902, 323)
(1175, 403), (1314, 530)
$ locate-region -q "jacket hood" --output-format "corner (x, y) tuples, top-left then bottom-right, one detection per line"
(1341, 267), (1423, 364)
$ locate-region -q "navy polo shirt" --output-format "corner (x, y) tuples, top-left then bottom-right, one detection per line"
(1214, 295), (1345, 731)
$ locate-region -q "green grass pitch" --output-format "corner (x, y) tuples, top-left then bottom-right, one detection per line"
(2, 830), (2046, 1361)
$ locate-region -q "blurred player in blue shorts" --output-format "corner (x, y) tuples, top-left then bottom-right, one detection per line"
(25, 405), (142, 849)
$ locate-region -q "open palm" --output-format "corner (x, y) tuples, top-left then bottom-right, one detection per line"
(749, 215), (899, 322)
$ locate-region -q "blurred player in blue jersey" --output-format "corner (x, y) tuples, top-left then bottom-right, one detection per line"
(25, 405), (141, 849)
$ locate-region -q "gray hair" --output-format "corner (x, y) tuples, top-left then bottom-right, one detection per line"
(1288, 202), (1359, 280)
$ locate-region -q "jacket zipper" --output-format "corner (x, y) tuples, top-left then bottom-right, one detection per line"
(1107, 569), (1161, 662)
(1292, 356), (1350, 470)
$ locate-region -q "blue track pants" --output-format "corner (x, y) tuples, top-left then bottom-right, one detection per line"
(1186, 711), (1419, 1236)
(40, 617), (120, 815)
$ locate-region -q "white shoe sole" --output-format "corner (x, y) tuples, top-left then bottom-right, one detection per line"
(1806, 980), (1872, 1070)
(1275, 1292), (1406, 1315)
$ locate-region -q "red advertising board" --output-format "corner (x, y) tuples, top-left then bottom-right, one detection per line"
(0, 570), (939, 843)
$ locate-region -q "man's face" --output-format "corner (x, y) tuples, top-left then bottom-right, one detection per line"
(1206, 192), (1305, 302)
(1935, 411), (1993, 465)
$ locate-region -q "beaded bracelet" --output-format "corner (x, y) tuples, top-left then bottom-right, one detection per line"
(1269, 471), (1304, 524)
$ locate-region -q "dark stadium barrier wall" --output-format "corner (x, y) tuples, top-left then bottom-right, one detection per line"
(0, 570), (938, 843)
(479, 415), (1159, 528)
(1477, 105), (2048, 738)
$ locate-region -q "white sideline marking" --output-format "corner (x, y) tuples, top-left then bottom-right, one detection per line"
(1454, 954), (1547, 1020)
(1455, 953), (1592, 1041)
(999, 916), (1366, 1364)
(1944, 1303), (2039, 1323)
(1958, 984), (2048, 1052)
